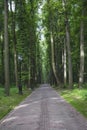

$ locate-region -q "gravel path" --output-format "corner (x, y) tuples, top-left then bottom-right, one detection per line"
(0, 84), (87, 130)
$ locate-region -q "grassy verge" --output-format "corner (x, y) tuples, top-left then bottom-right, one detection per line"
(54, 87), (87, 118)
(0, 87), (31, 120)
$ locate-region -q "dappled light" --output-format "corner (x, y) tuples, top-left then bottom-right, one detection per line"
(15, 104), (29, 110)
(1, 0), (87, 94)
(0, 85), (86, 130)
(0, 0), (87, 129)
(2, 116), (19, 124)
(50, 97), (65, 103)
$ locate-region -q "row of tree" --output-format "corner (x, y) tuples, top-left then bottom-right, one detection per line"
(41, 0), (87, 89)
(0, 0), (87, 95)
(1, 0), (43, 96)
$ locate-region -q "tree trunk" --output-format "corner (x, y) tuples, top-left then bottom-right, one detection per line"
(13, 30), (18, 88)
(50, 32), (60, 85)
(29, 0), (36, 90)
(62, 0), (73, 88)
(79, 9), (84, 88)
(4, 0), (10, 96)
(65, 20), (73, 88)
(0, 33), (4, 84)
(10, 0), (18, 88)
(47, 0), (60, 85)
(64, 41), (67, 85)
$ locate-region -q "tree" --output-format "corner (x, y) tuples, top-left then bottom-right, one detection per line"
(0, 0), (4, 85)
(4, 0), (10, 96)
(9, 0), (18, 88)
(46, 0), (60, 85)
(79, 1), (85, 88)
(63, 41), (67, 85)
(62, 0), (73, 88)
(0, 0), (87, 92)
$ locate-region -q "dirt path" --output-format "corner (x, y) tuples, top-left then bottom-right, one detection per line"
(0, 84), (87, 130)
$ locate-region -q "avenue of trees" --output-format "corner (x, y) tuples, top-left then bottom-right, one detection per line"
(0, 0), (87, 96)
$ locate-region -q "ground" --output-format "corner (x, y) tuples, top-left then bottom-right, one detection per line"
(0, 84), (87, 130)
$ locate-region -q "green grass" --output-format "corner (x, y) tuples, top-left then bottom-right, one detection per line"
(53, 84), (87, 118)
(0, 87), (31, 120)
(54, 86), (87, 118)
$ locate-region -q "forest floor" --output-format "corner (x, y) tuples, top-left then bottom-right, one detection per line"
(0, 84), (87, 130)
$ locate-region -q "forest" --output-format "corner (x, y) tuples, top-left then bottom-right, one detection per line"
(0, 0), (87, 119)
(0, 0), (87, 118)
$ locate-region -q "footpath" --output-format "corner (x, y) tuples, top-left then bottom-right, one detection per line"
(0, 84), (87, 130)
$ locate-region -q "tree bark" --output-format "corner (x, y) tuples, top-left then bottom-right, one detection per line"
(64, 41), (67, 85)
(62, 0), (73, 88)
(4, 0), (10, 96)
(10, 0), (18, 88)
(47, 0), (60, 85)
(50, 32), (60, 85)
(65, 20), (73, 88)
(0, 33), (4, 84)
(29, 0), (36, 89)
(79, 9), (84, 88)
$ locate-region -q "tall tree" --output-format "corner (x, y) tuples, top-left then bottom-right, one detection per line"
(29, 0), (37, 89)
(63, 41), (67, 85)
(0, 0), (4, 85)
(79, 1), (85, 88)
(50, 32), (60, 85)
(4, 0), (10, 95)
(47, 0), (60, 85)
(62, 0), (73, 88)
(10, 0), (18, 88)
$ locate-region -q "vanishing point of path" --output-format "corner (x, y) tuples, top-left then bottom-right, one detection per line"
(0, 84), (87, 130)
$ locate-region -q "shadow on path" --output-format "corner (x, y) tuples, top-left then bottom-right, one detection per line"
(0, 84), (87, 130)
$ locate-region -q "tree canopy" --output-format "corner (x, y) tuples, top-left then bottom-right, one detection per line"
(0, 0), (87, 95)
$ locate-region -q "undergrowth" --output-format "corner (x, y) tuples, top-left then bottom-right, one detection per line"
(0, 87), (31, 120)
(54, 84), (87, 118)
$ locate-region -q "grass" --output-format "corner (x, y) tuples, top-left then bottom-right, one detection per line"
(0, 87), (31, 120)
(54, 86), (87, 118)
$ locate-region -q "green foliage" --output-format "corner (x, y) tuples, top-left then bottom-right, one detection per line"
(0, 87), (31, 120)
(0, 0), (87, 93)
(60, 88), (87, 117)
